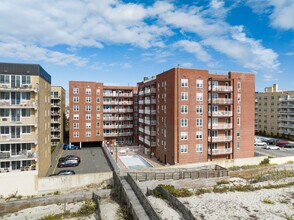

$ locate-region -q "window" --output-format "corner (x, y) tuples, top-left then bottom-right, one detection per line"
(237, 94), (241, 103)
(196, 131), (202, 139)
(86, 97), (91, 103)
(21, 92), (31, 100)
(86, 123), (91, 129)
(237, 142), (240, 150)
(96, 98), (100, 103)
(86, 106), (91, 111)
(73, 132), (79, 137)
(73, 123), (79, 129)
(237, 117), (240, 126)
(96, 122), (100, 127)
(85, 88), (91, 94)
(86, 131), (91, 137)
(196, 106), (203, 114)
(180, 145), (188, 153)
(237, 82), (241, 90)
(0, 92), (9, 100)
(181, 119), (188, 127)
(0, 75), (10, 84)
(237, 106), (241, 114)
(96, 114), (100, 119)
(0, 126), (9, 134)
(21, 75), (31, 85)
(181, 105), (188, 114)
(96, 106), (100, 111)
(180, 132), (188, 140)
(237, 130), (240, 139)
(73, 105), (79, 111)
(0, 144), (10, 151)
(73, 114), (79, 120)
(73, 97), (79, 103)
(0, 109), (9, 117)
(86, 114), (91, 120)
(181, 79), (188, 87)
(196, 144), (203, 152)
(22, 126), (31, 134)
(181, 92), (188, 100)
(96, 89), (100, 95)
(196, 118), (203, 127)
(196, 80), (203, 88)
(73, 88), (79, 94)
(196, 93), (203, 101)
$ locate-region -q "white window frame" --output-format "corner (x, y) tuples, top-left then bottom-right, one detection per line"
(181, 118), (188, 127)
(73, 114), (79, 120)
(85, 88), (91, 95)
(196, 93), (203, 101)
(73, 97), (79, 103)
(73, 105), (79, 111)
(196, 144), (203, 152)
(180, 132), (188, 140)
(86, 123), (91, 129)
(196, 131), (202, 140)
(196, 118), (203, 127)
(181, 105), (188, 114)
(181, 79), (188, 87)
(73, 123), (79, 129)
(180, 145), (188, 153)
(73, 88), (79, 94)
(86, 97), (91, 103)
(196, 106), (203, 114)
(73, 131), (79, 138)
(86, 131), (91, 137)
(181, 92), (188, 100)
(196, 80), (203, 88)
(86, 114), (91, 120)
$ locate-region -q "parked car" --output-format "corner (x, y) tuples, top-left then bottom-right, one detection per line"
(58, 159), (80, 168)
(254, 141), (267, 146)
(266, 139), (277, 145)
(63, 144), (80, 150)
(57, 170), (75, 175)
(276, 140), (289, 147)
(283, 143), (294, 148)
(266, 145), (280, 150)
(59, 155), (81, 163)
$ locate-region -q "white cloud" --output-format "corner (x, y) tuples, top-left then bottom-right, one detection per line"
(142, 49), (173, 63)
(247, 0), (294, 30)
(175, 40), (212, 62)
(285, 52), (294, 56)
(263, 74), (278, 81)
(181, 62), (193, 68)
(0, 42), (87, 66)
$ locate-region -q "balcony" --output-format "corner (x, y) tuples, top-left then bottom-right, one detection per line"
(209, 98), (233, 105)
(145, 100), (151, 105)
(145, 89), (151, 94)
(279, 110), (294, 114)
(209, 86), (233, 92)
(0, 100), (38, 109)
(0, 118), (38, 127)
(51, 135), (60, 139)
(51, 103), (60, 107)
(51, 111), (60, 116)
(138, 127), (144, 133)
(208, 136), (232, 142)
(139, 109), (144, 114)
(145, 109), (150, 114)
(0, 84), (38, 92)
(51, 96), (60, 100)
(278, 117), (294, 122)
(279, 123), (294, 128)
(151, 131), (156, 136)
(103, 93), (133, 97)
(51, 127), (60, 132)
(0, 135), (37, 144)
(279, 96), (294, 101)
(139, 100), (144, 105)
(150, 88), (156, 94)
(151, 110), (156, 115)
(139, 118), (144, 123)
(51, 119), (61, 124)
(103, 132), (133, 137)
(208, 123), (232, 129)
(209, 111), (233, 117)
(0, 150), (38, 161)
(208, 148), (232, 155)
(138, 91), (144, 96)
(144, 129), (151, 135)
(103, 101), (133, 105)
(144, 139), (150, 145)
(139, 136), (144, 142)
(151, 99), (156, 104)
(279, 104), (294, 108)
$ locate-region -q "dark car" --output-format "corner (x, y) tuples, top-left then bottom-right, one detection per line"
(283, 143), (294, 148)
(59, 155), (81, 163)
(58, 159), (80, 168)
(63, 144), (80, 150)
(57, 170), (76, 175)
(276, 140), (289, 147)
(266, 139), (277, 145)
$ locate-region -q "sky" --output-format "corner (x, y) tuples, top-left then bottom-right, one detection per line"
(0, 0), (293, 93)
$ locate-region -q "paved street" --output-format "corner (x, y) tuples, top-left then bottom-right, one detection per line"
(50, 147), (112, 175)
(255, 145), (294, 157)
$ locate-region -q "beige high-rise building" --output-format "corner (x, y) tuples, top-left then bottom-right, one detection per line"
(0, 63), (51, 177)
(255, 84), (294, 137)
(51, 86), (66, 148)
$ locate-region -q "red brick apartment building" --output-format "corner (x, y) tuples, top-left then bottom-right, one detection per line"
(69, 81), (137, 147)
(137, 68), (255, 165)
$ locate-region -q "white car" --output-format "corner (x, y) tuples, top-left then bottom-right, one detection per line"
(254, 141), (267, 146)
(265, 145), (280, 150)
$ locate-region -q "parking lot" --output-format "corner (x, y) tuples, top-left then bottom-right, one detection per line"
(254, 135), (294, 158)
(50, 146), (112, 176)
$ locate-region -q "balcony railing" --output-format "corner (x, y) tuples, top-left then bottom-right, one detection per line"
(0, 118), (38, 126)
(209, 98), (233, 104)
(51, 135), (60, 139)
(145, 109), (150, 114)
(103, 101), (133, 105)
(0, 150), (38, 161)
(208, 136), (232, 142)
(103, 93), (133, 97)
(150, 88), (156, 93)
(145, 129), (151, 135)
(139, 100), (144, 105)
(279, 110), (294, 114)
(51, 103), (60, 107)
(51, 119), (61, 124)
(0, 100), (38, 109)
(151, 99), (156, 104)
(51, 111), (60, 116)
(208, 123), (232, 129)
(139, 136), (144, 142)
(151, 110), (156, 114)
(208, 148), (232, 155)
(103, 132), (133, 137)
(279, 96), (294, 101)
(278, 117), (294, 121)
(279, 104), (294, 108)
(139, 118), (144, 123)
(103, 117), (133, 121)
(279, 123), (294, 128)
(145, 89), (150, 94)
(209, 111), (233, 117)
(151, 131), (156, 136)
(0, 84), (38, 92)
(209, 86), (233, 92)
(138, 127), (144, 133)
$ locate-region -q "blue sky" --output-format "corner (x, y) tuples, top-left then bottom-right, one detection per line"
(0, 0), (293, 93)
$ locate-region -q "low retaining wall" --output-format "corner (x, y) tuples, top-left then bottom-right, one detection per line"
(38, 172), (113, 194)
(149, 186), (195, 220)
(270, 156), (294, 164)
(0, 170), (38, 197)
(102, 142), (120, 172)
(126, 173), (161, 220)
